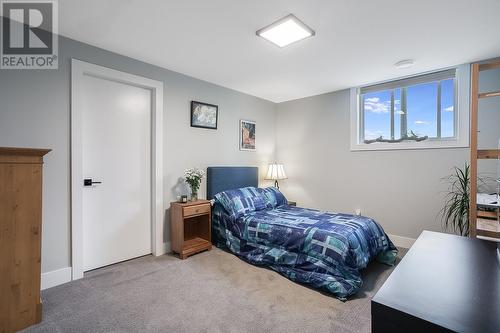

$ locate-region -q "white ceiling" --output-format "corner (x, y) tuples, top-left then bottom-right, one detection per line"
(59, 0), (500, 103)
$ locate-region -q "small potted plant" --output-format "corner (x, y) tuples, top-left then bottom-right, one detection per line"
(441, 164), (471, 236)
(440, 163), (488, 237)
(184, 168), (204, 201)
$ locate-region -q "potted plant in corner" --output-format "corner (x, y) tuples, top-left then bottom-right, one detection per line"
(184, 168), (204, 201)
(441, 163), (471, 237)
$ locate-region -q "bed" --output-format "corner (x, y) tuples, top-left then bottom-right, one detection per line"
(207, 167), (397, 300)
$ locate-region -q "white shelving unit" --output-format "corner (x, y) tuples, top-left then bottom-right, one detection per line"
(470, 60), (500, 241)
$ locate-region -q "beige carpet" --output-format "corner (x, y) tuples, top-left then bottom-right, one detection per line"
(25, 247), (407, 333)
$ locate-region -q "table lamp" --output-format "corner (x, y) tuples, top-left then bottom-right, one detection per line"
(265, 163), (287, 189)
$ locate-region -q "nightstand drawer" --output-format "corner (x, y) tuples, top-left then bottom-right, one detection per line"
(183, 203), (210, 217)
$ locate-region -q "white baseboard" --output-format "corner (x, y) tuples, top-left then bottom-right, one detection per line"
(43, 245), (171, 290)
(164, 241), (171, 253)
(156, 241), (171, 256)
(388, 234), (416, 249)
(41, 267), (72, 290)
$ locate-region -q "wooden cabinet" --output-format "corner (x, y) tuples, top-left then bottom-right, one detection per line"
(170, 200), (212, 259)
(0, 147), (50, 333)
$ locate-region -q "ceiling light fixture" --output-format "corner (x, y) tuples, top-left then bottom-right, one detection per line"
(256, 14), (315, 48)
(394, 59), (415, 69)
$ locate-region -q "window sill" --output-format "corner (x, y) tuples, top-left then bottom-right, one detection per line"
(350, 139), (469, 151)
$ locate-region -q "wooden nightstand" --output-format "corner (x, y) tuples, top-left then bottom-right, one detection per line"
(170, 200), (212, 259)
(288, 201), (297, 206)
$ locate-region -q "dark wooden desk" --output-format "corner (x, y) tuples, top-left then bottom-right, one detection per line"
(372, 231), (500, 333)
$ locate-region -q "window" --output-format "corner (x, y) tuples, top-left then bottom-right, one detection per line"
(351, 66), (469, 151)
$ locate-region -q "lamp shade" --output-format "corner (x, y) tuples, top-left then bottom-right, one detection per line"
(265, 163), (287, 180)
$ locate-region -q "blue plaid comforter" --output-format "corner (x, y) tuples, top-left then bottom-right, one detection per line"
(212, 203), (397, 300)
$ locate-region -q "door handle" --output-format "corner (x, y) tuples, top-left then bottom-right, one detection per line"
(84, 178), (102, 186)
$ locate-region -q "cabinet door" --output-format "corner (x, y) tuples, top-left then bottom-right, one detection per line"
(0, 162), (42, 332)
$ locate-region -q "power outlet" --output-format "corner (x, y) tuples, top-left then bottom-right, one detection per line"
(355, 208), (362, 216)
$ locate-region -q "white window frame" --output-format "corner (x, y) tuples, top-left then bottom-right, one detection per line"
(350, 64), (470, 151)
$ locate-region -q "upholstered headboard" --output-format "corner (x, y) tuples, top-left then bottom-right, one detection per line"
(206, 167), (258, 199)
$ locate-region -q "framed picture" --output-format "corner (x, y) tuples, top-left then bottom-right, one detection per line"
(240, 120), (256, 151)
(191, 101), (218, 129)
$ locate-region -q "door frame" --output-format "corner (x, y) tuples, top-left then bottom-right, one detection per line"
(71, 59), (164, 280)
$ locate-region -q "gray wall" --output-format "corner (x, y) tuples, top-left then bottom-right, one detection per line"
(276, 89), (469, 239)
(1, 32), (497, 273)
(0, 36), (276, 273)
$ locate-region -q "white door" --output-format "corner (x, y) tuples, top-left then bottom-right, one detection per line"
(81, 74), (152, 272)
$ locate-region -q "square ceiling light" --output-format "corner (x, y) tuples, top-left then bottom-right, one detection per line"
(256, 14), (315, 48)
